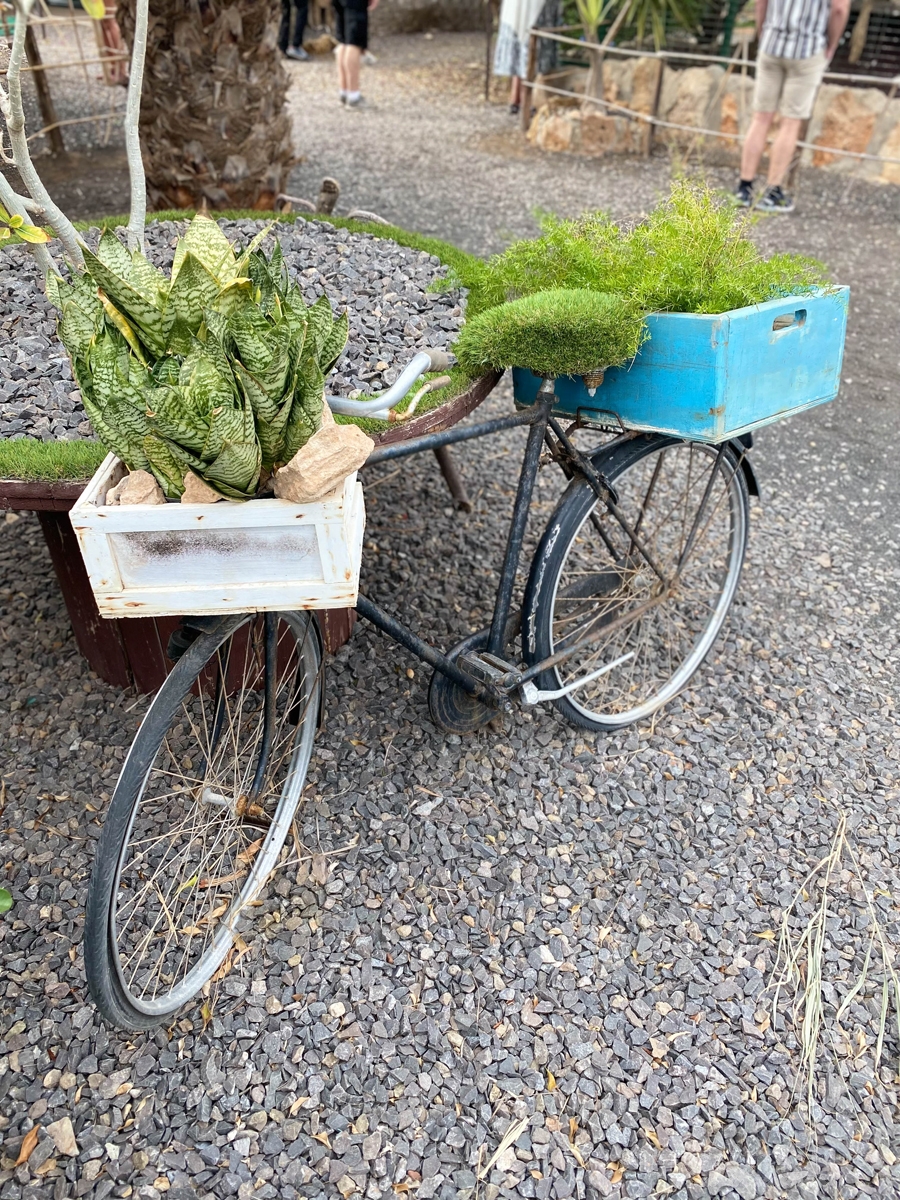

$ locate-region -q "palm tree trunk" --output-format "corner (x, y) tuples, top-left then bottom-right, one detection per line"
(116, 0), (295, 210)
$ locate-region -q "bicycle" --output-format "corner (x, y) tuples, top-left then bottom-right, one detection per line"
(83, 364), (757, 1029)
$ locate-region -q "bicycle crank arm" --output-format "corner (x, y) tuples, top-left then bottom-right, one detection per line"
(518, 651), (635, 706)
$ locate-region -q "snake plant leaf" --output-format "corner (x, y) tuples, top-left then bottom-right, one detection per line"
(201, 400), (246, 462)
(164, 252), (222, 348)
(201, 438), (261, 498)
(281, 358), (325, 465)
(320, 309), (349, 374)
(57, 297), (101, 362)
(143, 434), (188, 499)
(99, 293), (150, 367)
(233, 360), (279, 425)
(81, 244), (167, 355)
(172, 214), (235, 284)
(255, 392), (293, 473)
(145, 385), (209, 453)
(304, 295), (335, 357)
(95, 228), (134, 278)
(228, 307), (275, 376)
(152, 356), (181, 386)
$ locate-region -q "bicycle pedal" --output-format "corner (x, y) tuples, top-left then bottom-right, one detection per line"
(456, 651), (519, 689)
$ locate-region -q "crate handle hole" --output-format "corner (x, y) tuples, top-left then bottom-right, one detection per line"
(772, 309), (806, 331)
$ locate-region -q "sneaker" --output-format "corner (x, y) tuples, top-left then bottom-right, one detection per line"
(284, 45), (309, 61)
(346, 94), (369, 109)
(362, 50), (378, 65)
(733, 180), (753, 207)
(756, 185), (795, 213)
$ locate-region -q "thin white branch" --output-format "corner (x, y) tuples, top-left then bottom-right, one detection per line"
(125, 0), (149, 252)
(3, 0), (83, 268)
(0, 169), (58, 276)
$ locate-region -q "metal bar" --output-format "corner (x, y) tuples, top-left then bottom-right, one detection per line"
(355, 595), (494, 701)
(517, 591), (666, 684)
(364, 406), (541, 467)
(527, 26), (900, 85)
(433, 445), (472, 512)
(548, 417), (669, 585)
(249, 614), (278, 804)
(488, 392), (552, 655)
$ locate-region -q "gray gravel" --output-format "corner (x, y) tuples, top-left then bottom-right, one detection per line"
(0, 218), (463, 441)
(1, 367), (899, 1199)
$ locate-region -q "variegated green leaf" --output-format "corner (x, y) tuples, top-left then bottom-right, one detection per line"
(95, 229), (133, 279)
(164, 252), (221, 343)
(143, 434), (187, 498)
(202, 440), (261, 496)
(320, 309), (349, 374)
(202, 401), (247, 462)
(145, 385), (209, 453)
(81, 245), (167, 355)
(172, 214), (235, 283)
(255, 392), (293, 473)
(281, 358), (324, 465)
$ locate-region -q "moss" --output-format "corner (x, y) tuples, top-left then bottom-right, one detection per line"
(455, 290), (646, 379)
(0, 438), (107, 481)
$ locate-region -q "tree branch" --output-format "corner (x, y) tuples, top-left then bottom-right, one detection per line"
(0, 170), (59, 276)
(3, 0), (83, 267)
(125, 0), (149, 252)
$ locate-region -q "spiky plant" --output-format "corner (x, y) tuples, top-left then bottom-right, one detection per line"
(50, 215), (348, 499)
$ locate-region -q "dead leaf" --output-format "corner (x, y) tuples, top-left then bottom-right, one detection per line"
(610, 1163), (625, 1184)
(754, 930), (776, 941)
(312, 1131), (332, 1148)
(311, 853), (329, 885)
(644, 1128), (662, 1149)
(478, 1116), (528, 1180)
(16, 1126), (39, 1166)
(568, 1118), (578, 1143)
(289, 1096), (310, 1115)
(546, 1068), (557, 1091)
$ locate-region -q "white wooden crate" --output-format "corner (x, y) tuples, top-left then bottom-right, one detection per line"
(70, 454), (365, 618)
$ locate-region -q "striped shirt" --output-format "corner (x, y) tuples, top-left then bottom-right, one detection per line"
(759, 0), (830, 58)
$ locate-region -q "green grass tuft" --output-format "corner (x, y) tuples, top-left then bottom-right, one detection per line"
(0, 438), (107, 481)
(482, 180), (828, 316)
(455, 290), (646, 379)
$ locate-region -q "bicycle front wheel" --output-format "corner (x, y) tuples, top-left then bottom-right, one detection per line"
(85, 611), (321, 1029)
(523, 436), (750, 732)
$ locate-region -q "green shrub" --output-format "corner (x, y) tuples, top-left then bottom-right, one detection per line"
(481, 180), (827, 316)
(455, 290), (646, 378)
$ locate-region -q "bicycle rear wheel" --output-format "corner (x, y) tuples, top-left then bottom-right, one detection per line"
(523, 436), (749, 731)
(84, 611), (321, 1029)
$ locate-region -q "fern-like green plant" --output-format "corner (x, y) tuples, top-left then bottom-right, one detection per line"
(49, 215), (348, 499)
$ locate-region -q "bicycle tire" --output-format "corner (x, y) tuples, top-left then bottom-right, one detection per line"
(522, 435), (750, 732)
(84, 611), (321, 1030)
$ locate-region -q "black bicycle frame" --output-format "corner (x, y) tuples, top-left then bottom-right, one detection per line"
(356, 387), (557, 703)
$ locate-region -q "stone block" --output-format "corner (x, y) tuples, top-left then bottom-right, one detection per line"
(811, 86), (886, 168)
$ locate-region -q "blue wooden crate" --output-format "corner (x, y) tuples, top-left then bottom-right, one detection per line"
(512, 287), (849, 443)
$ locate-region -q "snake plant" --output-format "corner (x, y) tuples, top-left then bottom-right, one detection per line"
(48, 215), (348, 499)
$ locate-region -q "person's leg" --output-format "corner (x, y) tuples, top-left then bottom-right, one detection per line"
(293, 0), (308, 47)
(740, 111), (776, 181)
(509, 76), (523, 109)
(765, 117), (803, 186)
(279, 0), (291, 53)
(344, 45), (362, 95)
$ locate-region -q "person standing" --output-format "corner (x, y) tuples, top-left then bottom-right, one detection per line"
(735, 0), (850, 212)
(280, 0), (310, 61)
(494, 0), (560, 116)
(334, 0), (379, 108)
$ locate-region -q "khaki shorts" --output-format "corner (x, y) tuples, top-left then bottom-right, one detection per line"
(753, 51), (826, 120)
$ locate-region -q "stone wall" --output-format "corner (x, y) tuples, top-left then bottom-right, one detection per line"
(370, 0), (484, 35)
(527, 59), (900, 185)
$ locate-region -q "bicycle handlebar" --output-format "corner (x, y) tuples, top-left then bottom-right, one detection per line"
(326, 349), (452, 420)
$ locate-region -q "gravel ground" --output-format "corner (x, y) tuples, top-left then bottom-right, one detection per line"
(2, 30), (900, 1200)
(0, 218), (463, 440)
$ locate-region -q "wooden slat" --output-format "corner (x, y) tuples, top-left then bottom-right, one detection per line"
(0, 478), (86, 512)
(37, 510), (132, 688)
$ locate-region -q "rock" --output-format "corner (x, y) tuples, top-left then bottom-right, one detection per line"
(724, 1163), (760, 1200)
(46, 1116), (78, 1157)
(812, 86), (885, 167)
(181, 471), (224, 504)
(105, 469), (166, 506)
(274, 422), (372, 504)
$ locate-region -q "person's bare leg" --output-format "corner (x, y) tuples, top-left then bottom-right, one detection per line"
(344, 44), (362, 94)
(740, 111), (775, 181)
(765, 116), (803, 187)
(510, 76), (523, 107)
(337, 44), (348, 92)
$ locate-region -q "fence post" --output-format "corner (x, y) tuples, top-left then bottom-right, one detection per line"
(521, 29), (537, 134)
(644, 56), (664, 157)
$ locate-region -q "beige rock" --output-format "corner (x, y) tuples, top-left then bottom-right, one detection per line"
(181, 471), (224, 504)
(274, 422), (372, 504)
(813, 87), (885, 167)
(529, 108), (575, 153)
(105, 469), (166, 506)
(46, 1116), (78, 1157)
